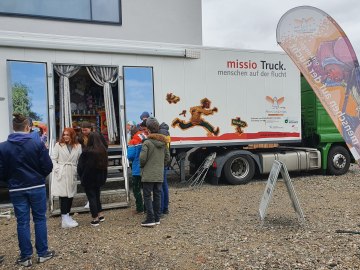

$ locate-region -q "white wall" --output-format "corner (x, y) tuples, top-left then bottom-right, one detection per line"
(0, 0), (202, 45)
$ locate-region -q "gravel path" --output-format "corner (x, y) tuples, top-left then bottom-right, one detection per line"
(1, 165), (360, 269)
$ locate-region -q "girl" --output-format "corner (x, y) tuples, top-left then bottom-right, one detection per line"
(51, 128), (82, 228)
(77, 132), (108, 226)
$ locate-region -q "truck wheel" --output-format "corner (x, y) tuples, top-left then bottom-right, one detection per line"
(327, 145), (350, 175)
(223, 155), (255, 184)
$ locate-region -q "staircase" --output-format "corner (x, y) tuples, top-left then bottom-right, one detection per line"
(49, 145), (130, 216)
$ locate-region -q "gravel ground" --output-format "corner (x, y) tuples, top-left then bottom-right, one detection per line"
(1, 164), (360, 270)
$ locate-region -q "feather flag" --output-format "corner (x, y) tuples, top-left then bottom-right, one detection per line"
(277, 6), (360, 162)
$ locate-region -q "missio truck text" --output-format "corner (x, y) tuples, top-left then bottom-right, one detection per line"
(226, 60), (286, 70)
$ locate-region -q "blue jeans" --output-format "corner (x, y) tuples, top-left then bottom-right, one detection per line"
(10, 186), (48, 258)
(161, 169), (169, 213)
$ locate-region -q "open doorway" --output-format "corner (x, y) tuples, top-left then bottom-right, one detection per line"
(53, 65), (120, 145)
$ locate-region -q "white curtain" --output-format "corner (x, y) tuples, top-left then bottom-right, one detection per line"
(86, 66), (118, 142)
(54, 65), (81, 131)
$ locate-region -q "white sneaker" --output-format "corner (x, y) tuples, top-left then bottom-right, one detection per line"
(67, 214), (79, 227)
(84, 202), (90, 209)
(61, 215), (77, 228)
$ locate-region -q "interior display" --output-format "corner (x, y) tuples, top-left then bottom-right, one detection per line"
(54, 66), (119, 144)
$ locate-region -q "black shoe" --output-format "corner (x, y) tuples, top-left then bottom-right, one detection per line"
(141, 220), (155, 227)
(16, 256), (32, 267)
(0, 255), (4, 264)
(163, 209), (169, 215)
(155, 220), (160, 225)
(99, 216), (105, 222)
(37, 250), (55, 264)
(91, 220), (100, 227)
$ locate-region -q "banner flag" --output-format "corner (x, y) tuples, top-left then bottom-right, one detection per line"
(276, 6), (360, 162)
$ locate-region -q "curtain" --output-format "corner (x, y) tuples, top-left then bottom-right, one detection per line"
(86, 66), (118, 142)
(54, 65), (81, 131)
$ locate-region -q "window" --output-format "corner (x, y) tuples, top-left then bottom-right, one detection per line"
(8, 61), (49, 144)
(0, 0), (121, 24)
(123, 67), (154, 124)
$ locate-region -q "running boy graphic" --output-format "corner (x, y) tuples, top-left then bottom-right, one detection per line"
(171, 97), (220, 136)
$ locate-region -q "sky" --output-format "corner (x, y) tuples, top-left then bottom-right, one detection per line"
(202, 0), (360, 57)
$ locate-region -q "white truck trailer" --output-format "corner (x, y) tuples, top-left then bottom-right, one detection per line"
(0, 35), (329, 186)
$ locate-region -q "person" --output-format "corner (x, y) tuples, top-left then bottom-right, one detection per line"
(171, 97), (220, 136)
(77, 132), (108, 226)
(51, 128), (82, 228)
(140, 111), (150, 121)
(127, 125), (145, 214)
(0, 255), (3, 264)
(139, 117), (170, 227)
(158, 122), (171, 215)
(77, 121), (107, 209)
(78, 121), (108, 149)
(126, 120), (136, 143)
(0, 113), (54, 267)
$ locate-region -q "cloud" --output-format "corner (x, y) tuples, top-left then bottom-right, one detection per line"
(202, 0), (360, 56)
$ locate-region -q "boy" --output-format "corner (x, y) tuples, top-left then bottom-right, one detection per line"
(139, 117), (170, 227)
(127, 125), (147, 213)
(0, 113), (54, 266)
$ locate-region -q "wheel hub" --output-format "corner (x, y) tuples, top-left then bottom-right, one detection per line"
(231, 158), (249, 179)
(332, 153), (346, 169)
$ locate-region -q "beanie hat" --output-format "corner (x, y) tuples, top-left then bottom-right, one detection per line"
(159, 122), (170, 136)
(146, 117), (159, 133)
(140, 111), (150, 120)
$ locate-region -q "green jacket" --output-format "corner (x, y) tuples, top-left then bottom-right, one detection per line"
(140, 133), (170, 182)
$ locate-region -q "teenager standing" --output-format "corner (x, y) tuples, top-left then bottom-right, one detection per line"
(51, 128), (82, 228)
(0, 113), (54, 266)
(77, 132), (108, 226)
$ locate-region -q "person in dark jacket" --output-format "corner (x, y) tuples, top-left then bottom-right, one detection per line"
(0, 113), (55, 267)
(158, 122), (171, 215)
(78, 121), (108, 149)
(77, 132), (108, 226)
(139, 117), (170, 227)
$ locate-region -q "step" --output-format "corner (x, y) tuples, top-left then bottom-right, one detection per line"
(108, 155), (122, 159)
(50, 201), (129, 215)
(52, 189), (127, 200)
(108, 165), (123, 170)
(0, 203), (13, 209)
(75, 176), (125, 185)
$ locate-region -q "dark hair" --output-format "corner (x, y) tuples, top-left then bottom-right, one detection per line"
(86, 132), (108, 170)
(130, 125), (139, 138)
(12, 113), (30, 132)
(59, 128), (78, 146)
(81, 121), (92, 129)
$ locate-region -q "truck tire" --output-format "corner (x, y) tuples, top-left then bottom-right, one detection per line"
(223, 155), (255, 185)
(327, 145), (350, 175)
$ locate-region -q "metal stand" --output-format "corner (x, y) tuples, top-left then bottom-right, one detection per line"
(187, 152), (216, 187)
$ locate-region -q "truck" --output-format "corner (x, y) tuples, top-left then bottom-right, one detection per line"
(0, 38), (350, 188)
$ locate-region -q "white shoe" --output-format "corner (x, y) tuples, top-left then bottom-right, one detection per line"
(61, 215), (77, 228)
(84, 202), (90, 209)
(67, 214), (79, 227)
